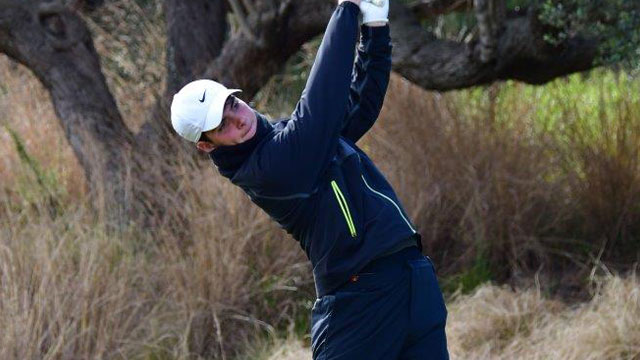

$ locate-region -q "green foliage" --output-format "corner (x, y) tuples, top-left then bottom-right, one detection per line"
(3, 125), (64, 215)
(453, 70), (639, 141)
(539, 0), (640, 68)
(506, 0), (530, 8)
(451, 69), (640, 259)
(418, 0), (639, 69)
(443, 255), (494, 295)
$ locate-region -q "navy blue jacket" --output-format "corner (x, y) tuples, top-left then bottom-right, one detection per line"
(211, 2), (419, 297)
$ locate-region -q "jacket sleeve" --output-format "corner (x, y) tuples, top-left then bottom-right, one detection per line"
(341, 25), (392, 143)
(257, 2), (360, 194)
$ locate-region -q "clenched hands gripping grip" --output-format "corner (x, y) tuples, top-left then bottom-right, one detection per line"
(360, 0), (389, 24)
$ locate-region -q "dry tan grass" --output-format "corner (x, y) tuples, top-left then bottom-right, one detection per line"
(0, 138), (308, 359)
(0, 56), (86, 201)
(1, 37), (308, 359)
(3, 56), (640, 358)
(365, 73), (640, 281)
(446, 284), (564, 357)
(241, 336), (312, 360)
(259, 275), (640, 360)
(0, 209), (157, 358)
(449, 274), (640, 360)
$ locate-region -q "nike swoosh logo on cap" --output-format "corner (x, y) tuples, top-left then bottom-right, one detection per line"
(365, 0), (384, 6)
(199, 90), (206, 103)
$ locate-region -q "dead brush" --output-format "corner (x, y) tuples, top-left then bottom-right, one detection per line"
(80, 0), (166, 132)
(446, 283), (563, 358)
(154, 168), (310, 358)
(365, 76), (572, 281)
(366, 73), (640, 289)
(559, 82), (640, 261)
(0, 207), (162, 359)
(446, 272), (640, 360)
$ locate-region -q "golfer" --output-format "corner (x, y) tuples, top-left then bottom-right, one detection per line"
(170, 0), (449, 358)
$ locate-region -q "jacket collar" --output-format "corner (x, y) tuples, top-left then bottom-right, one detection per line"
(209, 111), (273, 178)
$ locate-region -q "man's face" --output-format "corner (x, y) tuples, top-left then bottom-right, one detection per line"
(196, 95), (257, 151)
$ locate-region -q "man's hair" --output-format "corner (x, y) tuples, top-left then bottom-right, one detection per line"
(197, 95), (236, 144)
(198, 132), (210, 143)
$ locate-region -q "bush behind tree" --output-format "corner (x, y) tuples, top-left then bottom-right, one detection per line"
(539, 0), (640, 68)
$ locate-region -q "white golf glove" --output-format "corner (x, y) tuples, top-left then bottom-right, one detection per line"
(360, 0), (389, 24)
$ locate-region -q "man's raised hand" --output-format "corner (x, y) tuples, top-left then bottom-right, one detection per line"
(338, 0), (361, 5)
(360, 0), (389, 25)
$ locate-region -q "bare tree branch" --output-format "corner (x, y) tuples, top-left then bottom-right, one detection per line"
(164, 0), (229, 96)
(67, 0), (104, 12)
(227, 0), (259, 43)
(474, 0), (506, 63)
(241, 0), (257, 15)
(0, 0), (140, 222)
(390, 2), (598, 91)
(203, 0), (332, 98)
(475, 0), (494, 62)
(0, 0), (200, 228)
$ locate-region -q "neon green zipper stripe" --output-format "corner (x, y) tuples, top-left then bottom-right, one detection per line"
(330, 180), (357, 237)
(361, 175), (417, 233)
(335, 186), (356, 236)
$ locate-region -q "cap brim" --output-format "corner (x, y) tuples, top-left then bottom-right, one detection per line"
(202, 89), (242, 133)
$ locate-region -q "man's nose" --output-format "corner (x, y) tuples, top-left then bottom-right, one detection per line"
(231, 117), (244, 128)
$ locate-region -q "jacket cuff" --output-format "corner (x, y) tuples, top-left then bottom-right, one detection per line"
(360, 24), (390, 41)
(339, 1), (360, 12)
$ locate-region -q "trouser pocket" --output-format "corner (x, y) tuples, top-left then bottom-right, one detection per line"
(311, 295), (335, 359)
(311, 273), (410, 360)
(407, 257), (447, 336)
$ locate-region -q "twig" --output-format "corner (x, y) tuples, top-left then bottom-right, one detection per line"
(227, 0), (258, 43)
(212, 310), (226, 360)
(240, 0), (256, 16)
(474, 0), (498, 63)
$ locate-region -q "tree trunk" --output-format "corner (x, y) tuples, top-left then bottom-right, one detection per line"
(0, 0), (137, 224)
(202, 0), (334, 98)
(164, 0), (228, 97)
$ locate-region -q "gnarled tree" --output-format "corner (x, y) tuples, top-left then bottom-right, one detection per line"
(0, 0), (637, 227)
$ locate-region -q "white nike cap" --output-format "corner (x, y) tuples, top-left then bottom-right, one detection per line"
(170, 79), (241, 142)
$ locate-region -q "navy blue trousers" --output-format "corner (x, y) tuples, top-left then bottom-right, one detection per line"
(311, 246), (449, 360)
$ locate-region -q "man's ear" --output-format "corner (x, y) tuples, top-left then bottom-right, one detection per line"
(196, 141), (216, 153)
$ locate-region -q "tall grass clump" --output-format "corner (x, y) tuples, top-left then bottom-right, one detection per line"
(1, 2), (312, 358)
(366, 76), (569, 284)
(0, 95), (311, 360)
(366, 72), (640, 291)
(0, 158), (311, 359)
(0, 207), (161, 359)
(447, 273), (640, 359)
(553, 74), (640, 260)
